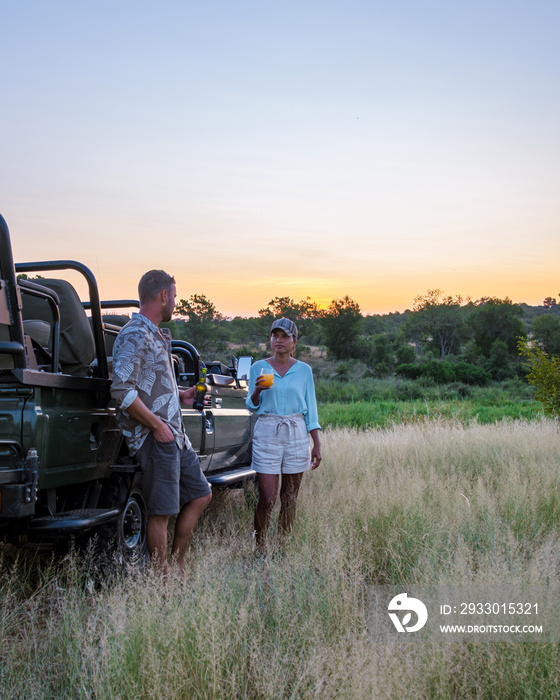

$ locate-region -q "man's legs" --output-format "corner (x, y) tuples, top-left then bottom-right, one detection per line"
(140, 437), (211, 574)
(171, 492), (212, 572)
(137, 436), (178, 573)
(146, 513), (172, 573)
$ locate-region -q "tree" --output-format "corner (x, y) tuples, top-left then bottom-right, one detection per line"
(369, 333), (393, 376)
(400, 312), (423, 355)
(228, 316), (270, 349)
(519, 339), (560, 416)
(362, 315), (388, 336)
(532, 315), (560, 356)
(320, 296), (363, 360)
(173, 293), (225, 356)
(394, 338), (416, 366)
(488, 339), (515, 381)
(542, 297), (557, 309)
(469, 297), (526, 358)
(410, 289), (464, 360)
(258, 296), (322, 340)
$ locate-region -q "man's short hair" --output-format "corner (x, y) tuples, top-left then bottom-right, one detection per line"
(138, 270), (176, 305)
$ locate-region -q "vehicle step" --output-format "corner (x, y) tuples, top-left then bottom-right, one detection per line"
(28, 508), (121, 533)
(206, 467), (256, 486)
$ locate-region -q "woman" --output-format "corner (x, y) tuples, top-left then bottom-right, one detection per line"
(246, 317), (322, 549)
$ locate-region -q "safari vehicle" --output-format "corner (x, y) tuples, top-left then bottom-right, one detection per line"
(0, 213), (255, 564)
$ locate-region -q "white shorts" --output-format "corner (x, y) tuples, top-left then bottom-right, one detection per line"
(251, 414), (311, 475)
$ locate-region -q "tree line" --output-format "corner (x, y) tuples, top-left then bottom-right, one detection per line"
(164, 289), (560, 385)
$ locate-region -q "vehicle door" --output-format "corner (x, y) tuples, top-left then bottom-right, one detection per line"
(203, 373), (253, 473)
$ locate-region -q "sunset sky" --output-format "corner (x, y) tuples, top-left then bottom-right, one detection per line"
(2, 1), (559, 317)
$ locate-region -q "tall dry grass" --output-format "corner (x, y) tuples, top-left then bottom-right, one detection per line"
(1, 418), (560, 699)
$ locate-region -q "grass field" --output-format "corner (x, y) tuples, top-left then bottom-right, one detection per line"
(318, 398), (543, 430)
(315, 376), (543, 429)
(1, 418), (560, 698)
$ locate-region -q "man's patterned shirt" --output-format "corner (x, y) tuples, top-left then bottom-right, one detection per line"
(110, 313), (189, 455)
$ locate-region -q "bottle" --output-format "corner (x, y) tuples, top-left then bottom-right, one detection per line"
(192, 367), (208, 411)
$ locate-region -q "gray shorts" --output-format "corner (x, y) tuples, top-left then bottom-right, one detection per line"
(136, 434), (211, 516)
(251, 414), (311, 475)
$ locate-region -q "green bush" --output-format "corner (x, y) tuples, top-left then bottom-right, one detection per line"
(394, 362), (422, 380)
(426, 360), (456, 383)
(395, 360), (489, 386)
(452, 360), (490, 385)
(519, 340), (560, 416)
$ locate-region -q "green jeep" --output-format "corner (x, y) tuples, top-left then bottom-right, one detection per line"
(0, 214), (255, 564)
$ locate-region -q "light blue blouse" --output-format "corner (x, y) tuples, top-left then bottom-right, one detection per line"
(246, 359), (321, 432)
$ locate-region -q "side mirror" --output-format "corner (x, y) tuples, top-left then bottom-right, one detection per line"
(236, 356), (252, 382)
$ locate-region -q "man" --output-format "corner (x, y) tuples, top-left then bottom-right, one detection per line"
(110, 270), (212, 573)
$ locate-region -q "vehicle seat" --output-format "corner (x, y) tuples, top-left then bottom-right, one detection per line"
(22, 279), (96, 377)
(101, 314), (130, 357)
(23, 319), (51, 348)
(206, 361), (231, 376)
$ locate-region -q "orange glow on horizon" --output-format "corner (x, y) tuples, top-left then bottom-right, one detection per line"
(10, 254), (557, 320)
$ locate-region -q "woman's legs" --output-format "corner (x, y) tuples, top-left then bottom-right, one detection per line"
(254, 473), (279, 547)
(254, 471), (304, 548)
(278, 472), (303, 535)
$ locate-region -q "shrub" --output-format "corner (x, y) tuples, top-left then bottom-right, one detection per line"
(395, 360), (489, 386)
(424, 359), (456, 384)
(394, 363), (422, 380)
(519, 340), (560, 416)
(452, 360), (490, 386)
